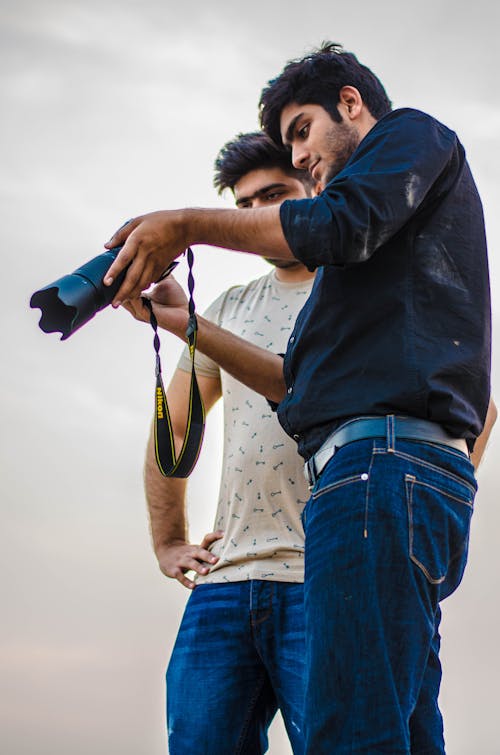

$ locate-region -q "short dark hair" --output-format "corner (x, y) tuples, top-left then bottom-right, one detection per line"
(213, 131), (315, 194)
(259, 42), (392, 145)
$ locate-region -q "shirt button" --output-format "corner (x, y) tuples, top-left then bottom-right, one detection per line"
(287, 387), (293, 394)
(289, 336), (295, 343)
(293, 434), (300, 441)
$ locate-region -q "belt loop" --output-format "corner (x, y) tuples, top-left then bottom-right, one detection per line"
(386, 414), (395, 452)
(306, 457), (317, 491)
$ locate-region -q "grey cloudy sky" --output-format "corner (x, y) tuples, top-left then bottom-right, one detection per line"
(1, 1), (499, 753)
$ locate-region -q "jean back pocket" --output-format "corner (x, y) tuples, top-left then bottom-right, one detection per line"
(405, 473), (474, 599)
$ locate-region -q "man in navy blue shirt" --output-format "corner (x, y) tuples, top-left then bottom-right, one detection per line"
(105, 43), (493, 753)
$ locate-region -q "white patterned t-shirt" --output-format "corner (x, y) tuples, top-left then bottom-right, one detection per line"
(177, 269), (314, 583)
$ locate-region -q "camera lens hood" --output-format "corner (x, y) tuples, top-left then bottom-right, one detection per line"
(30, 247), (125, 340)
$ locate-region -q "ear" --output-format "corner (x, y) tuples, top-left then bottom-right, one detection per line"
(338, 86), (363, 120)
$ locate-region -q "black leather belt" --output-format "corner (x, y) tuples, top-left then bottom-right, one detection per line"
(304, 415), (469, 488)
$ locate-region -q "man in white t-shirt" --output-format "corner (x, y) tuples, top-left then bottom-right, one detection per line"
(141, 133), (316, 754)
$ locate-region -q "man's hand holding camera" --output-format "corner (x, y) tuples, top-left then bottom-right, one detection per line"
(104, 210), (190, 306)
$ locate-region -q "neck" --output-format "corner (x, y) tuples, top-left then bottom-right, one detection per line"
(274, 264), (315, 283)
(356, 110), (378, 142)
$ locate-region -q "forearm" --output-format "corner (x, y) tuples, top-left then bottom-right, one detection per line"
(183, 206), (293, 259)
(198, 317), (286, 402)
(104, 205), (295, 304)
(144, 428), (188, 557)
(154, 308), (286, 403)
(142, 369), (223, 587)
(470, 397), (497, 470)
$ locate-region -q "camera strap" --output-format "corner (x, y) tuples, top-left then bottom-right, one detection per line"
(142, 248), (205, 478)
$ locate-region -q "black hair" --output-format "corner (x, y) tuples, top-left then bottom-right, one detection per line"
(213, 130), (315, 194)
(259, 42), (392, 145)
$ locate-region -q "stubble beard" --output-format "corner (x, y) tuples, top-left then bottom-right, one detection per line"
(322, 122), (361, 186)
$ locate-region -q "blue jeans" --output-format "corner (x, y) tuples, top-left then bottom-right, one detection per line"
(303, 436), (476, 754)
(167, 580), (306, 754)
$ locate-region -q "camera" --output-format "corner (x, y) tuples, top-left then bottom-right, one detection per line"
(30, 246), (126, 340)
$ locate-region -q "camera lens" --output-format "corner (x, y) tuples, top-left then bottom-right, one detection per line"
(30, 246), (125, 340)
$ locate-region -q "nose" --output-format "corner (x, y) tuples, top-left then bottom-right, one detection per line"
(292, 143), (310, 170)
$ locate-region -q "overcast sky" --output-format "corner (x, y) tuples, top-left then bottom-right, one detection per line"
(1, 1), (499, 753)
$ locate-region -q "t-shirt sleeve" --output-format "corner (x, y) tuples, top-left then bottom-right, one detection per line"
(176, 290), (229, 377)
(280, 109), (459, 269)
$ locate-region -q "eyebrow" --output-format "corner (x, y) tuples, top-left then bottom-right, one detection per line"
(283, 113), (304, 147)
(235, 182), (288, 207)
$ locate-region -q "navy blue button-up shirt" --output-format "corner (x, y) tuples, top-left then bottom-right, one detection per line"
(278, 108), (491, 460)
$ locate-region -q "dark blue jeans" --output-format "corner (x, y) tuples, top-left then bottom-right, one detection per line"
(166, 580), (306, 754)
(303, 436), (476, 754)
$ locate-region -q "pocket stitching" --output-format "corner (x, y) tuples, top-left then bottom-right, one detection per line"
(406, 473), (472, 585)
(312, 473), (366, 500)
(374, 447), (476, 495)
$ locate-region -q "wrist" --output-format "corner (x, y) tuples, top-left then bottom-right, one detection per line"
(155, 538), (186, 557)
(152, 304), (189, 339)
(181, 207), (237, 248)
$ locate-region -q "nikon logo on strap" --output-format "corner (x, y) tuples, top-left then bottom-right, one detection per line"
(156, 387), (164, 420)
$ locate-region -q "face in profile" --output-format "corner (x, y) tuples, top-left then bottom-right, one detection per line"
(280, 102), (361, 188)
